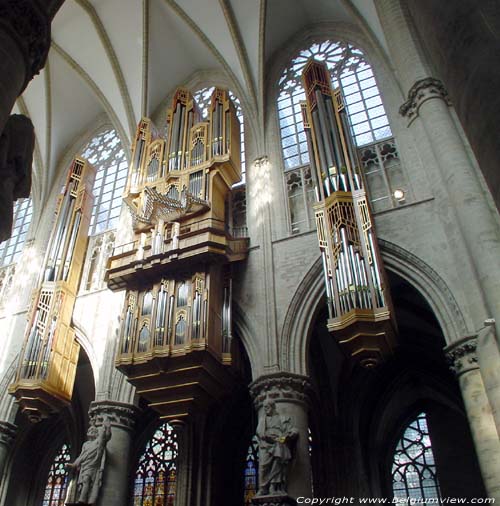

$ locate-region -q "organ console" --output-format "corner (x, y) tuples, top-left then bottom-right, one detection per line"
(301, 60), (396, 367)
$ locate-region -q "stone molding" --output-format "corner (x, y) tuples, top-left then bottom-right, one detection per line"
(399, 78), (451, 123)
(445, 335), (478, 377)
(0, 421), (16, 447)
(0, 0), (51, 88)
(249, 372), (313, 410)
(88, 400), (140, 432)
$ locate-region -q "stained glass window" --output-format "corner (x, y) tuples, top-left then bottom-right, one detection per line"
(42, 443), (71, 506)
(133, 422), (178, 506)
(392, 412), (441, 503)
(278, 40), (392, 171)
(244, 435), (259, 506)
(0, 197), (33, 266)
(81, 128), (128, 235)
(193, 87), (246, 182)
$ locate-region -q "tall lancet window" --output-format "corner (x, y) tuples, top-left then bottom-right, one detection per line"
(392, 412), (441, 502)
(133, 422), (178, 506)
(243, 435), (259, 506)
(193, 87), (246, 182)
(0, 197), (33, 266)
(81, 128), (128, 235)
(277, 40), (392, 171)
(41, 443), (71, 506)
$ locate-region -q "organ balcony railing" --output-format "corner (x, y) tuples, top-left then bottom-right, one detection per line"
(106, 87), (248, 420)
(9, 158), (95, 422)
(301, 60), (397, 368)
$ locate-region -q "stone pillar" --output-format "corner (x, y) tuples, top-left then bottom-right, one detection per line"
(376, 0), (500, 439)
(446, 336), (500, 500)
(88, 400), (140, 506)
(0, 422), (15, 482)
(170, 419), (192, 506)
(249, 373), (313, 505)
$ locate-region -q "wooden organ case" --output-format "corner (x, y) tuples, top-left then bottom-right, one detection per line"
(301, 60), (397, 368)
(106, 88), (248, 420)
(9, 158), (95, 422)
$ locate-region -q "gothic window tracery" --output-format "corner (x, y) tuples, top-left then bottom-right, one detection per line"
(81, 128), (128, 235)
(392, 412), (441, 502)
(133, 422), (178, 506)
(244, 435), (259, 506)
(41, 443), (71, 506)
(277, 40), (392, 172)
(0, 197), (33, 266)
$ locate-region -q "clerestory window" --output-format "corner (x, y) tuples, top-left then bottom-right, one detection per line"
(0, 197), (33, 266)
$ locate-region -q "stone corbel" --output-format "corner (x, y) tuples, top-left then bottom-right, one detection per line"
(399, 77), (451, 125)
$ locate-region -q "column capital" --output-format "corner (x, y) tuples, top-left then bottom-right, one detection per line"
(88, 400), (141, 432)
(0, 421), (16, 447)
(444, 335), (479, 377)
(249, 372), (313, 411)
(399, 77), (451, 123)
(0, 0), (51, 89)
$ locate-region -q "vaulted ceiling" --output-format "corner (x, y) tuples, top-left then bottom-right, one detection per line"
(15, 0), (390, 204)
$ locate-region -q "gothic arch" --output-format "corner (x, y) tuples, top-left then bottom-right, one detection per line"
(280, 241), (468, 374)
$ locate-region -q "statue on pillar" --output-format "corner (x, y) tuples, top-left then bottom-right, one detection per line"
(256, 397), (298, 496)
(65, 417), (112, 505)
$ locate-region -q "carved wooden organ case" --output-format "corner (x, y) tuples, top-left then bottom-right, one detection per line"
(9, 159), (95, 422)
(106, 87), (248, 420)
(301, 60), (396, 367)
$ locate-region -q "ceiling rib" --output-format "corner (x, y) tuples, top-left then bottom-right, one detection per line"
(73, 0), (137, 138)
(44, 59), (53, 183)
(142, 0), (150, 117)
(51, 41), (131, 162)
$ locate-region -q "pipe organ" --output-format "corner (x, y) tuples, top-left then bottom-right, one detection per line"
(301, 60), (396, 368)
(106, 87), (248, 420)
(9, 158), (95, 422)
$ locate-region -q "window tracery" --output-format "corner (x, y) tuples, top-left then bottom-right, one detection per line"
(244, 435), (259, 506)
(41, 443), (71, 506)
(81, 128), (128, 235)
(133, 422), (178, 506)
(392, 412), (441, 502)
(277, 40), (392, 172)
(0, 197), (33, 266)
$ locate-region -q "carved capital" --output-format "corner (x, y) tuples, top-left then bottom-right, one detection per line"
(445, 335), (478, 377)
(249, 373), (313, 411)
(0, 0), (51, 88)
(399, 78), (451, 123)
(88, 400), (140, 432)
(252, 494), (297, 506)
(0, 421), (16, 447)
(253, 155), (269, 169)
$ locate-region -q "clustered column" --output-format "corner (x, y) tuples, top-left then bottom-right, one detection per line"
(446, 336), (500, 501)
(88, 400), (140, 506)
(249, 372), (313, 505)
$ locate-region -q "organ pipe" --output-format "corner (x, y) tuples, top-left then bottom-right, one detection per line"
(301, 59), (396, 367)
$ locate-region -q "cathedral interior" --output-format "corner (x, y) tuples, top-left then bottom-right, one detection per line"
(0, 1), (499, 505)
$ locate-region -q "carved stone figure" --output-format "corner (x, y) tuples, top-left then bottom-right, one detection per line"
(0, 114), (34, 242)
(256, 398), (298, 496)
(66, 417), (112, 505)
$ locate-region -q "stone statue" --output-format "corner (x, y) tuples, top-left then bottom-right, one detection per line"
(0, 114), (34, 242)
(256, 397), (298, 496)
(66, 417), (112, 505)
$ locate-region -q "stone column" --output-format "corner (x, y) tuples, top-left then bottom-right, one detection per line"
(0, 422), (15, 483)
(376, 0), (500, 438)
(88, 400), (140, 506)
(170, 419), (192, 506)
(249, 373), (313, 505)
(446, 336), (500, 500)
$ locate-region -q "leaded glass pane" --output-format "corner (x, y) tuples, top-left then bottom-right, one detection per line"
(133, 422), (178, 506)
(392, 413), (441, 504)
(0, 197), (33, 266)
(41, 443), (71, 506)
(244, 436), (259, 506)
(81, 128), (128, 235)
(278, 40), (392, 171)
